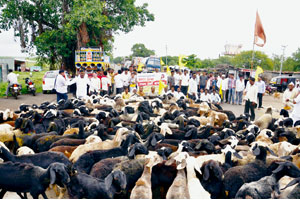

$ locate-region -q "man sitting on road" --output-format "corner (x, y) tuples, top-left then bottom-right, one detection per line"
(122, 87), (131, 100)
(148, 86), (158, 98)
(137, 86), (145, 97)
(210, 89), (221, 105)
(6, 69), (19, 99)
(200, 89), (211, 103)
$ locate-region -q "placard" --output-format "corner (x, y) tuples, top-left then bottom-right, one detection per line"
(137, 73), (167, 93)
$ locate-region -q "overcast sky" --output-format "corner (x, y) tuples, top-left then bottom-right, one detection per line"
(1, 0), (300, 59)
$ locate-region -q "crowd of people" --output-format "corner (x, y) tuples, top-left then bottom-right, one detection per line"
(54, 66), (300, 122)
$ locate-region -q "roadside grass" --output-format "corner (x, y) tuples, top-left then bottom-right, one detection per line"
(0, 71), (45, 97)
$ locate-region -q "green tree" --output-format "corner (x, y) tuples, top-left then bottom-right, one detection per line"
(213, 56), (233, 66)
(182, 54), (198, 69)
(113, 56), (124, 64)
(290, 48), (300, 71)
(283, 57), (296, 71)
(0, 0), (154, 71)
(161, 56), (179, 66)
(232, 50), (273, 70)
(272, 54), (281, 71)
(131, 43), (155, 57)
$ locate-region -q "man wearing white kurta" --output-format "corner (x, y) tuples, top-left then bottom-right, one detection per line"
(122, 69), (131, 89)
(244, 77), (258, 121)
(69, 70), (91, 99)
(89, 73), (101, 95)
(291, 91), (300, 124)
(283, 82), (298, 111)
(200, 89), (211, 103)
(188, 74), (198, 100)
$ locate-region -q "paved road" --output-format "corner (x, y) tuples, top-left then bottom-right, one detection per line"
(0, 93), (61, 111)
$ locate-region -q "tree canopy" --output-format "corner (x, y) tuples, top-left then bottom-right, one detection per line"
(0, 0), (154, 70)
(131, 43), (155, 57)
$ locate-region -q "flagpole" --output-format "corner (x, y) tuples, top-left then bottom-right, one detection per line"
(251, 38), (255, 71)
(251, 10), (257, 73)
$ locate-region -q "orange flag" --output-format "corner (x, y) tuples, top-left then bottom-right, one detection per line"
(254, 11), (266, 47)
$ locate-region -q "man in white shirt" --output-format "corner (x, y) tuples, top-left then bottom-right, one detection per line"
(235, 75), (245, 105)
(174, 70), (181, 92)
(114, 70), (124, 94)
(179, 69), (189, 96)
(291, 91), (300, 124)
(177, 87), (185, 99)
(200, 89), (211, 102)
(256, 76), (266, 109)
(188, 73), (198, 100)
(5, 69), (19, 98)
(282, 82), (298, 111)
(54, 69), (70, 102)
(122, 68), (131, 89)
(69, 70), (91, 99)
(89, 73), (101, 95)
(244, 77), (258, 121)
(101, 71), (109, 96)
(167, 86), (179, 99)
(210, 89), (221, 104)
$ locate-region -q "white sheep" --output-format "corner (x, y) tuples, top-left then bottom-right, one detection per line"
(254, 107), (273, 130)
(16, 146), (35, 155)
(130, 152), (163, 199)
(166, 152), (190, 199)
(269, 141), (299, 157)
(84, 135), (102, 144)
(173, 152), (210, 199)
(0, 124), (23, 143)
(159, 123), (173, 136)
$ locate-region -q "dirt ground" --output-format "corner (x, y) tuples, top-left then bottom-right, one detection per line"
(2, 93), (284, 199)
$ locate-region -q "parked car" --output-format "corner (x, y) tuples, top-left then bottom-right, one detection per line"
(42, 70), (59, 94)
(270, 75), (300, 92)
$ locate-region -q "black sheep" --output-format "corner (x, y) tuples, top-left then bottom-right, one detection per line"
(90, 157), (124, 180)
(0, 162), (70, 199)
(200, 160), (226, 198)
(223, 145), (276, 198)
(67, 170), (126, 199)
(0, 146), (72, 170)
(73, 133), (140, 174)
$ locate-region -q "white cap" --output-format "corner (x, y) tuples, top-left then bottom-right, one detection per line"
(222, 74), (225, 77)
(288, 82), (295, 86)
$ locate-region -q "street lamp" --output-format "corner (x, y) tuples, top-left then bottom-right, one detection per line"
(280, 45), (287, 76)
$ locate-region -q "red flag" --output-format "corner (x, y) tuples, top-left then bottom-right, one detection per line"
(254, 11), (266, 47)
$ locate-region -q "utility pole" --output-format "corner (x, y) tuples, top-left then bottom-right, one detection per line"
(279, 45), (287, 76)
(166, 44), (168, 66)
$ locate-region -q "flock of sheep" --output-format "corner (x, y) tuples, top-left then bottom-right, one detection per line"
(0, 93), (300, 199)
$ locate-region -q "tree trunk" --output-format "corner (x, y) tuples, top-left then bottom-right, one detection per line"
(77, 22), (90, 49)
